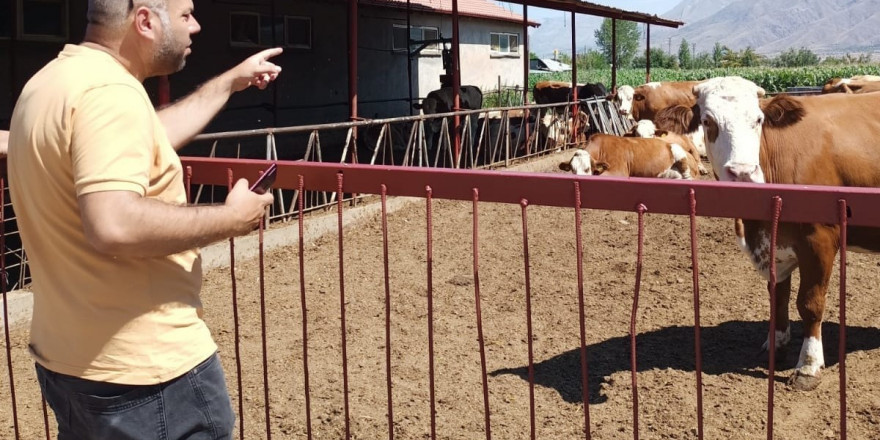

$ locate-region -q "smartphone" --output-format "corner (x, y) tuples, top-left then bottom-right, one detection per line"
(249, 163), (277, 195)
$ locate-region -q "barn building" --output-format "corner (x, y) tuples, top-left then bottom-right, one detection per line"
(0, 0), (539, 133)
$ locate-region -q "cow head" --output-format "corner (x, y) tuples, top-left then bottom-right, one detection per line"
(559, 149), (605, 175)
(614, 85), (635, 117)
(693, 76), (766, 183)
(626, 119), (657, 138)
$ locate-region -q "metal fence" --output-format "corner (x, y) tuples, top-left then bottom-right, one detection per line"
(4, 157), (879, 439)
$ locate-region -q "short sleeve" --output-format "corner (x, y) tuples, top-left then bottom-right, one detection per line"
(70, 84), (155, 196)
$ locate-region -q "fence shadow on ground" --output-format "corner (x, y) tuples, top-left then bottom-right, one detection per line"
(490, 320), (880, 404)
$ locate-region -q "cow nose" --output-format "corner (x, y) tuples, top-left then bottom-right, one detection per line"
(724, 163), (761, 182)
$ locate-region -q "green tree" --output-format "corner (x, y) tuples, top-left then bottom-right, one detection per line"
(740, 47), (765, 67)
(594, 18), (641, 68)
(772, 48), (819, 67)
(712, 42), (723, 67)
(632, 48), (677, 69)
(576, 49), (608, 70)
(692, 52), (714, 69)
(678, 39), (692, 69)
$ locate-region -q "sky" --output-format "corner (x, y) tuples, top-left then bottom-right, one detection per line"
(493, 1), (681, 18)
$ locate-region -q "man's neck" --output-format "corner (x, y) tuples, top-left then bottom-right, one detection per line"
(82, 28), (147, 82)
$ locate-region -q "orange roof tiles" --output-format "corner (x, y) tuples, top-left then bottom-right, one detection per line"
(361, 0), (540, 26)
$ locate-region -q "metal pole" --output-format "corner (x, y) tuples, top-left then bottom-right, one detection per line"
(407, 0), (414, 115)
(645, 24), (651, 83)
(348, 0), (359, 164)
(611, 19), (618, 93)
(452, 0), (462, 166)
(522, 4), (529, 105)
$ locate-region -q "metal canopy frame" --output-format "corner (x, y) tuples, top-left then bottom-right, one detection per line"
(514, 0), (683, 28)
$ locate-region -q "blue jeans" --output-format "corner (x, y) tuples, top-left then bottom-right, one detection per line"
(35, 353), (235, 440)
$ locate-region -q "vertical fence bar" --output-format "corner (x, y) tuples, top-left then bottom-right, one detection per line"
(767, 196), (783, 440)
(630, 204), (648, 440)
(0, 177), (20, 440)
(425, 186), (437, 440)
(336, 173), (352, 440)
(838, 199), (848, 440)
(298, 176), (314, 440)
(258, 211), (272, 440)
(471, 188), (492, 440)
(226, 169), (245, 439)
(381, 185), (395, 440)
(688, 189), (704, 440)
(573, 182), (592, 440)
(520, 199), (536, 440)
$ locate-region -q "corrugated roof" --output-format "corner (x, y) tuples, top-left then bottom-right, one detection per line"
(361, 0), (541, 27)
(515, 0), (682, 28)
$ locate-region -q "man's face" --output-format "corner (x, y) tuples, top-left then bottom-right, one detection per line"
(153, 0), (200, 75)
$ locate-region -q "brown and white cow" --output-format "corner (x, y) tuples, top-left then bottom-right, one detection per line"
(821, 75), (880, 94)
(614, 81), (708, 158)
(533, 80), (608, 105)
(614, 80), (704, 122)
(624, 118), (708, 176)
(692, 76), (880, 390)
(558, 133), (698, 179)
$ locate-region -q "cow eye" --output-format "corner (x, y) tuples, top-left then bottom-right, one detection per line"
(755, 116), (764, 127)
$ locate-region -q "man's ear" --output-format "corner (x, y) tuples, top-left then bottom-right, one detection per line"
(133, 7), (158, 40)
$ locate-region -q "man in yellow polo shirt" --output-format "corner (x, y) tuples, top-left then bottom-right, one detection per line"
(8, 0), (281, 438)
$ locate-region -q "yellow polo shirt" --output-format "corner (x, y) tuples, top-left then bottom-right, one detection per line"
(8, 44), (216, 385)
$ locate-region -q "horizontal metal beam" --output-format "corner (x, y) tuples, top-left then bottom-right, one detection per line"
(519, 0), (683, 28)
(181, 157), (880, 227)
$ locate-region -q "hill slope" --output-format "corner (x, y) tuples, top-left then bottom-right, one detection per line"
(529, 0), (880, 58)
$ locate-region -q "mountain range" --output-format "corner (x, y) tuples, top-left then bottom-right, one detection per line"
(528, 0), (880, 59)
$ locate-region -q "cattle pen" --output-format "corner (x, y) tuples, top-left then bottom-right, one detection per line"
(3, 154), (880, 439)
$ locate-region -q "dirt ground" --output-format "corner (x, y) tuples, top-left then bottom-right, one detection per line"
(4, 151), (880, 439)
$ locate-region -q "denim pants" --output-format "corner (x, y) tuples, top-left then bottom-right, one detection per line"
(35, 353), (235, 440)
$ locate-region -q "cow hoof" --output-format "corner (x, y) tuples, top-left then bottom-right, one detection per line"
(787, 371), (821, 391)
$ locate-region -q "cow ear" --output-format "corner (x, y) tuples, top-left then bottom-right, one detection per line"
(593, 162), (609, 175)
(655, 130), (669, 138)
(559, 162), (573, 172)
(633, 94), (645, 101)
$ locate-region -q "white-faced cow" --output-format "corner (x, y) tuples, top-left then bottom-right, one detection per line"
(558, 133), (698, 179)
(614, 81), (708, 158)
(693, 76), (880, 390)
(413, 85), (483, 152)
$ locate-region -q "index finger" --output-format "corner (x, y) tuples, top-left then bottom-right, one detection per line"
(257, 47), (284, 62)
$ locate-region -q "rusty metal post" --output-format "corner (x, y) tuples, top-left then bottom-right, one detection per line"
(612, 19), (618, 93)
(452, 0), (462, 167)
(348, 0), (359, 164)
(645, 24), (651, 83)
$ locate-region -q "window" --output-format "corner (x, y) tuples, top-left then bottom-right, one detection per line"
(230, 12), (260, 46)
(490, 32), (519, 55)
(284, 16), (311, 49)
(18, 0), (68, 41)
(230, 12), (284, 47)
(393, 25), (440, 53)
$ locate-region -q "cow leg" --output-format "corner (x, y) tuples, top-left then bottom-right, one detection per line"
(788, 226), (837, 391)
(762, 276), (792, 356)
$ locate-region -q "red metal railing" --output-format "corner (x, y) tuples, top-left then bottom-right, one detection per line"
(3, 156), (878, 439)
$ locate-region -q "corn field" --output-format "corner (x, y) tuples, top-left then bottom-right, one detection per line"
(528, 65), (880, 93)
